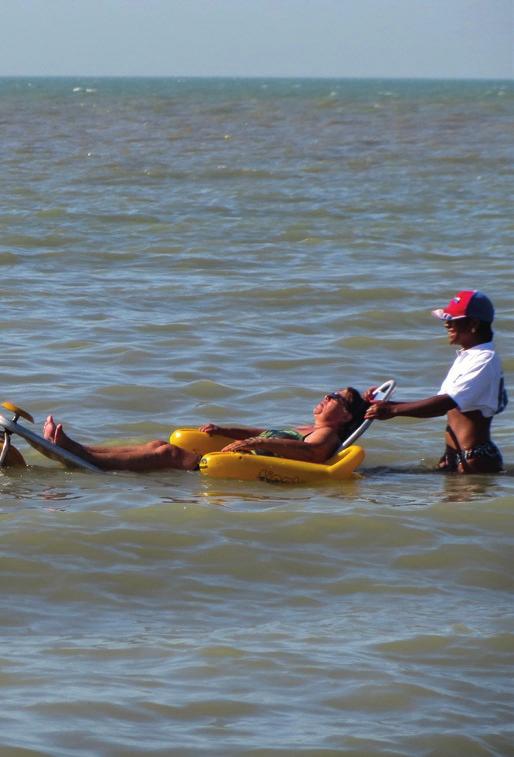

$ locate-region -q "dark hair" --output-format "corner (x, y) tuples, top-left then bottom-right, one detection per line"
(340, 387), (369, 437)
(476, 320), (493, 342)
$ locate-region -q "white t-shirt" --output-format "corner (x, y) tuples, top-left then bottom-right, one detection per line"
(438, 342), (508, 418)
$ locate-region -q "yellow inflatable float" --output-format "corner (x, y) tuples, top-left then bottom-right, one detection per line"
(204, 445), (364, 483)
(169, 427), (364, 484)
(169, 380), (395, 484)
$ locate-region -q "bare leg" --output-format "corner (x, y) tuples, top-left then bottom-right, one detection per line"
(42, 416), (200, 472)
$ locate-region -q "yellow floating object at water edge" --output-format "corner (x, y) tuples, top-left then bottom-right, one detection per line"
(199, 445), (365, 484)
(169, 427), (365, 483)
(169, 427), (234, 456)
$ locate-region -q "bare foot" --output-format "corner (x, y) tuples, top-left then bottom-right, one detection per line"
(43, 415), (69, 447)
(43, 415), (57, 443)
(43, 416), (85, 457)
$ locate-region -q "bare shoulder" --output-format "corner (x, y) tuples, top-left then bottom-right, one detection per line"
(303, 426), (339, 445)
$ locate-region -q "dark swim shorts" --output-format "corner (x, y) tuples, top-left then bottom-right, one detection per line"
(437, 441), (503, 473)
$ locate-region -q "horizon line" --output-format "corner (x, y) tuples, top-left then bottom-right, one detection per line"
(1, 73), (512, 82)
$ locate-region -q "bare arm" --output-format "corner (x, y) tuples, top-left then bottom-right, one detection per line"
(199, 423), (265, 440)
(365, 394), (457, 420)
(221, 427), (340, 463)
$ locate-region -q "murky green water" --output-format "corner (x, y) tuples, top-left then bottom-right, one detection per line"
(1, 77), (513, 755)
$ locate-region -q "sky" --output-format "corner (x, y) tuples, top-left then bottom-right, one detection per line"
(1, 0), (512, 79)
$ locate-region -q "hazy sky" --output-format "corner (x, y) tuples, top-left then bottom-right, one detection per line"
(1, 0), (512, 79)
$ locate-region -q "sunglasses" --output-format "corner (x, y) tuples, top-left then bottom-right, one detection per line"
(444, 317), (468, 328)
(325, 392), (351, 410)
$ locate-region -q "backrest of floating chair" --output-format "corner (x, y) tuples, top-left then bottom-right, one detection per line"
(337, 379), (396, 451)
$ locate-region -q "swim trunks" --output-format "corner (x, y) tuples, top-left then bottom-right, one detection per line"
(437, 441), (503, 473)
(456, 441), (503, 471)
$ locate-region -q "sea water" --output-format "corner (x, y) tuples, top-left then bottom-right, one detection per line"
(1, 77), (513, 755)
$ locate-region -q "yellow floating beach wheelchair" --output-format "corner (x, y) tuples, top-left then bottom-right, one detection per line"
(170, 380), (395, 484)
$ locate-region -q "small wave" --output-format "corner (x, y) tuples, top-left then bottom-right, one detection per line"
(201, 166), (277, 180)
(182, 380), (239, 400)
(2, 234), (79, 248)
(95, 213), (161, 224)
(35, 208), (68, 219)
(0, 252), (18, 265)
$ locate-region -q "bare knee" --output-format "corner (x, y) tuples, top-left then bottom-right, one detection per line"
(148, 440), (199, 471)
(147, 439), (168, 453)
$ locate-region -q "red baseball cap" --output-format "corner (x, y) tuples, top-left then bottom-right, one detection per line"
(432, 290), (494, 323)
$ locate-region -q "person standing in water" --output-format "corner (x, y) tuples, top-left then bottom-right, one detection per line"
(365, 290), (508, 474)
